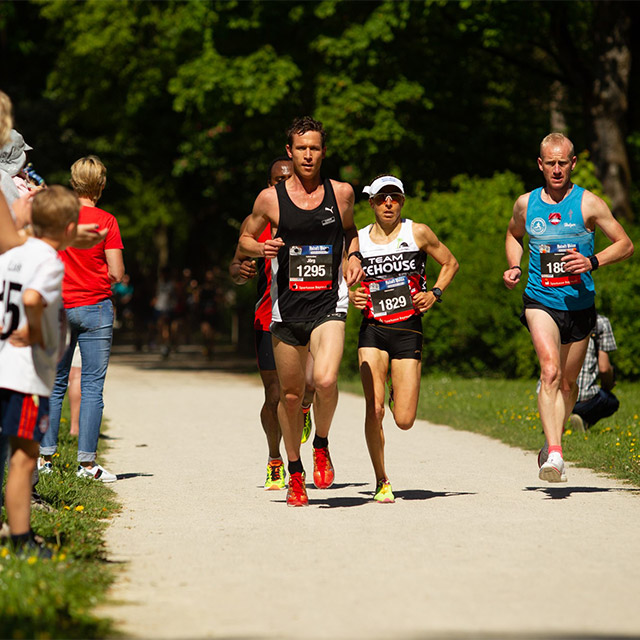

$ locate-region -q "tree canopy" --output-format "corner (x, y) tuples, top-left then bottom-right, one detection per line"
(2, 0), (639, 275)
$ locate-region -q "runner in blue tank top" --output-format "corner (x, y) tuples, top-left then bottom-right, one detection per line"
(503, 133), (633, 484)
(239, 116), (364, 507)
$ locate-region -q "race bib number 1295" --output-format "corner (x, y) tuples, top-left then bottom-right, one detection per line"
(289, 245), (333, 291)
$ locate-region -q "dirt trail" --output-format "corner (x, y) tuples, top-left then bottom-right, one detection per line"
(98, 349), (640, 639)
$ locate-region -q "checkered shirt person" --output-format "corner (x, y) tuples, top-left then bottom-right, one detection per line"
(576, 314), (616, 402)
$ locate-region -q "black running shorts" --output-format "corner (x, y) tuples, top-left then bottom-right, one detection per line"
(270, 313), (347, 347)
(254, 329), (276, 371)
(358, 316), (423, 360)
(520, 293), (596, 344)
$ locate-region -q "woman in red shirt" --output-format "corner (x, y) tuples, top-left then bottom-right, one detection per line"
(39, 156), (124, 482)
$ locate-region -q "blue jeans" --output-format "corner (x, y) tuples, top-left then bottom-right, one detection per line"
(40, 299), (114, 463)
(573, 389), (620, 428)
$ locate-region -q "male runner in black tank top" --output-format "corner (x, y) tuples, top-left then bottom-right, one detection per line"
(229, 158), (317, 492)
(240, 116), (363, 507)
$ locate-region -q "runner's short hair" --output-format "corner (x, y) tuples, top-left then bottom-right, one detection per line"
(540, 133), (575, 159)
(286, 116), (326, 147)
(70, 155), (107, 201)
(267, 156), (292, 184)
(31, 185), (79, 237)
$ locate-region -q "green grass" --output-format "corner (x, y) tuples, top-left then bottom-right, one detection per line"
(342, 374), (640, 486)
(0, 411), (120, 639)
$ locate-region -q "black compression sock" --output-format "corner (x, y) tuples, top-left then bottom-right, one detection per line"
(288, 459), (304, 475)
(313, 435), (328, 449)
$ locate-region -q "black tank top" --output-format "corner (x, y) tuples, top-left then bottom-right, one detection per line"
(271, 179), (348, 323)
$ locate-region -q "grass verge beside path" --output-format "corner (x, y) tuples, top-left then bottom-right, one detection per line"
(0, 410), (119, 639)
(342, 375), (640, 486)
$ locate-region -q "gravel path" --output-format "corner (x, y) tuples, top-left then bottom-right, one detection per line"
(98, 348), (640, 639)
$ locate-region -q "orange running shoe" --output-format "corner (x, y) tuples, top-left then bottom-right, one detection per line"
(313, 446), (334, 489)
(286, 471), (309, 507)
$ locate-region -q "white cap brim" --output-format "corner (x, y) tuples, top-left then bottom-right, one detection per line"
(362, 175), (404, 196)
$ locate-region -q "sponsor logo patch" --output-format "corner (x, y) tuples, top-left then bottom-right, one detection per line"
(530, 217), (547, 235)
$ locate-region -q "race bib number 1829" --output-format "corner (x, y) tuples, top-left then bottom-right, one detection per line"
(370, 276), (413, 322)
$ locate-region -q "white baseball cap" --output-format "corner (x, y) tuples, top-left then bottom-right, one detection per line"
(362, 175), (404, 197)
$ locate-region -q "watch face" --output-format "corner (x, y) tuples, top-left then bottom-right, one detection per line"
(432, 288), (442, 297)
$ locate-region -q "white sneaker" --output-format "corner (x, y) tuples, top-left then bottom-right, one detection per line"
(537, 441), (549, 468)
(539, 451), (567, 483)
(568, 414), (585, 433)
(37, 458), (53, 474)
(76, 464), (117, 483)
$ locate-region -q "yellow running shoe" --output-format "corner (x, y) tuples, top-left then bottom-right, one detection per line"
(265, 460), (286, 490)
(301, 405), (313, 444)
(374, 479), (395, 503)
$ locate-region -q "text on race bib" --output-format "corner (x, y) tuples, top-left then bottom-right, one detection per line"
(540, 243), (582, 287)
(289, 245), (333, 291)
(369, 276), (413, 322)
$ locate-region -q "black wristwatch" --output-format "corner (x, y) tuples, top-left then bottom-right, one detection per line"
(588, 255), (600, 271)
(348, 251), (363, 262)
(431, 287), (443, 303)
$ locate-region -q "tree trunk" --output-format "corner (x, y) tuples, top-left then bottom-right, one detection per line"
(587, 2), (633, 221)
(549, 80), (568, 133)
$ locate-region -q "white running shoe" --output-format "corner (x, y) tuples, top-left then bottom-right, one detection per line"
(568, 413), (586, 433)
(76, 464), (117, 483)
(537, 441), (549, 469)
(37, 458), (53, 474)
(538, 451), (567, 483)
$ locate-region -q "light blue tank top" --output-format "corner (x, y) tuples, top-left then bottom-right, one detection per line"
(524, 185), (595, 311)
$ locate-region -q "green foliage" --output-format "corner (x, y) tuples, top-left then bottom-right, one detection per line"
(572, 151), (610, 204)
(0, 556), (113, 639)
(592, 229), (640, 379)
(416, 172), (529, 376)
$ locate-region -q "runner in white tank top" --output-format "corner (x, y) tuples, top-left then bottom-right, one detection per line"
(350, 175), (458, 503)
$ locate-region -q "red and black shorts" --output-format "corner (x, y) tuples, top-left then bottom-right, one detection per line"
(0, 389), (49, 442)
